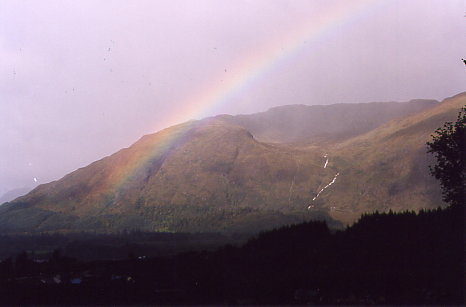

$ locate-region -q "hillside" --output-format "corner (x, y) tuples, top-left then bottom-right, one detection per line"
(216, 99), (437, 144)
(0, 93), (463, 233)
(0, 187), (32, 205)
(320, 92), (465, 223)
(0, 120), (337, 233)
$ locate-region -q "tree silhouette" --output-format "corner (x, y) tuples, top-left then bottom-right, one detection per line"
(427, 106), (466, 207)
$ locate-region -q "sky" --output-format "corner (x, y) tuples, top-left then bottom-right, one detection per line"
(0, 0), (465, 196)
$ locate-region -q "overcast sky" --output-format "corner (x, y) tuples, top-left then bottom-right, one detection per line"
(1, 0), (465, 195)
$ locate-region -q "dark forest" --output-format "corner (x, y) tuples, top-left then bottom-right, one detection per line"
(0, 205), (463, 305)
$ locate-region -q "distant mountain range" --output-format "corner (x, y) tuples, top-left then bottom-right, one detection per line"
(0, 92), (464, 233)
(0, 187), (32, 205)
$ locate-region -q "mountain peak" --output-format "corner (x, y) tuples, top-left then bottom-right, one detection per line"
(0, 93), (463, 233)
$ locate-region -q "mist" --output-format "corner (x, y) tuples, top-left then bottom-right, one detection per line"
(1, 0), (465, 195)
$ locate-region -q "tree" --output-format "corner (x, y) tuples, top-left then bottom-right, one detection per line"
(427, 106), (466, 207)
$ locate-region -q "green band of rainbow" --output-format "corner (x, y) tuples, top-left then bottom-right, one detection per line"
(112, 0), (381, 194)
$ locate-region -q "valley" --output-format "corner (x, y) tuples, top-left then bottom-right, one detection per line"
(1, 1), (463, 304)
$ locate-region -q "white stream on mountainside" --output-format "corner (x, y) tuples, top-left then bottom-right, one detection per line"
(312, 172), (339, 202)
(307, 155), (340, 209)
(323, 154), (329, 168)
(307, 155), (353, 213)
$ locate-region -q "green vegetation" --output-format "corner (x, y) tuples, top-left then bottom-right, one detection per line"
(0, 231), (247, 262)
(0, 207), (462, 305)
(0, 93), (464, 233)
(0, 99), (464, 304)
(427, 106), (466, 208)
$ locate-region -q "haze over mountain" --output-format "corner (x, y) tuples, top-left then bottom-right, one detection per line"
(2, 1), (465, 198)
(216, 99), (437, 144)
(0, 186), (32, 205)
(0, 92), (463, 233)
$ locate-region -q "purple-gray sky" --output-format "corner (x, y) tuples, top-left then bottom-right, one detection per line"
(1, 0), (465, 196)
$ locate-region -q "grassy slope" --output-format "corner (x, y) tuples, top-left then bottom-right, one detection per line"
(323, 92), (466, 223)
(0, 94), (463, 232)
(0, 120), (340, 233)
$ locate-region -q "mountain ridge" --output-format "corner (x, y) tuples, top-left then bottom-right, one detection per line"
(215, 98), (438, 144)
(1, 93), (463, 233)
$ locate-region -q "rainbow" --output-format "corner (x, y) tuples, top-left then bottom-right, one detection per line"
(163, 0), (382, 127)
(112, 0), (382, 191)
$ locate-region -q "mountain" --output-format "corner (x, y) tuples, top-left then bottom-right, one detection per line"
(0, 94), (463, 233)
(0, 187), (33, 205)
(308, 92), (466, 223)
(0, 121), (335, 233)
(216, 99), (437, 144)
